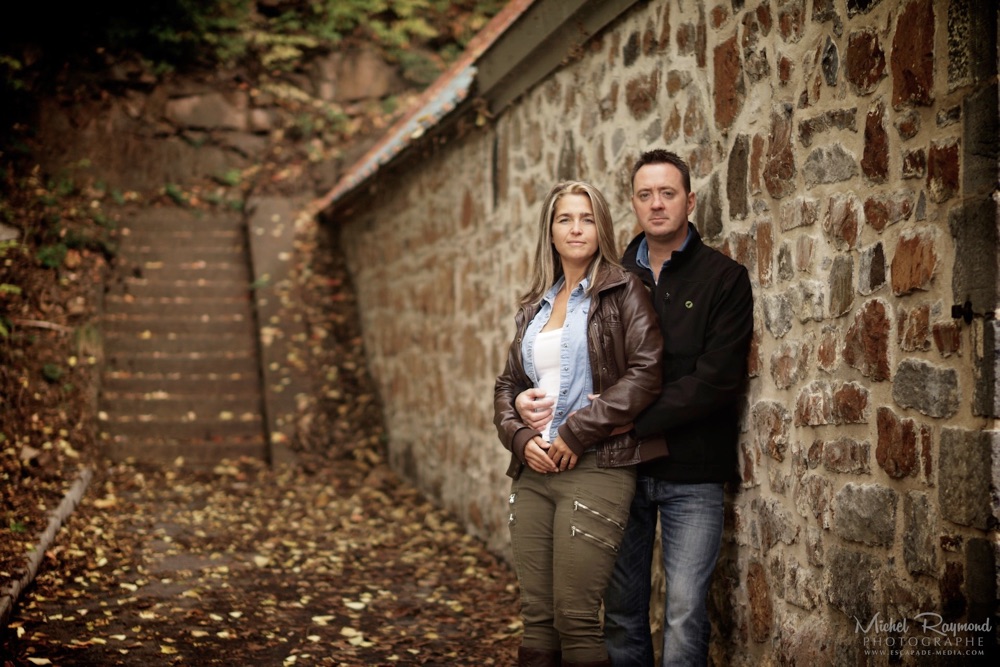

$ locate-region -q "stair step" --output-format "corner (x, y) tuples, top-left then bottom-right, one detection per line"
(101, 314), (251, 335)
(108, 279), (251, 300)
(103, 436), (267, 465)
(122, 228), (243, 241)
(129, 262), (251, 281)
(103, 295), (252, 318)
(120, 207), (241, 226)
(101, 374), (259, 394)
(103, 353), (256, 376)
(101, 333), (256, 355)
(100, 416), (264, 439)
(100, 393), (261, 415)
(122, 245), (248, 261)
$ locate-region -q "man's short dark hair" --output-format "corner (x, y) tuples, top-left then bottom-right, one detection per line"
(631, 149), (691, 194)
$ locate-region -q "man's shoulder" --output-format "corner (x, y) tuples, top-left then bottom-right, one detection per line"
(688, 238), (749, 278)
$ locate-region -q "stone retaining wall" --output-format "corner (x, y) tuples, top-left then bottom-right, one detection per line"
(334, 0), (998, 662)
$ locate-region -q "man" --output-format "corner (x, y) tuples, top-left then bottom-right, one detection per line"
(516, 149), (754, 665)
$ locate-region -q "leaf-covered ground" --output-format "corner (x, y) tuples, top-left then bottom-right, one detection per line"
(2, 456), (522, 666)
(1, 172), (523, 667)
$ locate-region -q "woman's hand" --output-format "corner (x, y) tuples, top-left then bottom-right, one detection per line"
(547, 436), (578, 472)
(524, 436), (559, 474)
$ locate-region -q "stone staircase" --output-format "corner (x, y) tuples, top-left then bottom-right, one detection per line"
(98, 205), (268, 464)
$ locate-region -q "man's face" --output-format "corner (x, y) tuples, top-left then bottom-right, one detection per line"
(631, 162), (696, 244)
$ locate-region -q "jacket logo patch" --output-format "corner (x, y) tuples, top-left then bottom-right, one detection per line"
(685, 300), (694, 309)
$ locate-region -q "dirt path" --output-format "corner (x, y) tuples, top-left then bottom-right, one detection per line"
(1, 454), (522, 666)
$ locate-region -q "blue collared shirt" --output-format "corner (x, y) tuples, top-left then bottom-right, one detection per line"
(636, 226), (693, 281)
(520, 276), (594, 442)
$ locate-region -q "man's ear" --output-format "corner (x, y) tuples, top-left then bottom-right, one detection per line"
(687, 191), (697, 216)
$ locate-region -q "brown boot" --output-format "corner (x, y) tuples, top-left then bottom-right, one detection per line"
(560, 659), (611, 667)
(517, 646), (561, 666)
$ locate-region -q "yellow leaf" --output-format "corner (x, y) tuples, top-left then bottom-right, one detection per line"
(27, 659), (53, 665)
(160, 646), (177, 655)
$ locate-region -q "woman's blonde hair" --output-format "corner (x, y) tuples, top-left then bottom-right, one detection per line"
(520, 180), (621, 306)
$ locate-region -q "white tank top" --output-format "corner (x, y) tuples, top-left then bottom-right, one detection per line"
(533, 328), (563, 442)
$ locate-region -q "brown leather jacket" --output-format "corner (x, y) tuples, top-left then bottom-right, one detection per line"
(494, 264), (667, 479)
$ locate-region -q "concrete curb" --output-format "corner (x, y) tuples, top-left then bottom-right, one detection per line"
(0, 467), (94, 628)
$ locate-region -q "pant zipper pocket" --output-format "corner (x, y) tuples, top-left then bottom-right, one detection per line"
(571, 525), (619, 552)
(574, 500), (625, 530)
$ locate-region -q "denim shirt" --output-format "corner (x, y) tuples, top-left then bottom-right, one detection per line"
(520, 276), (594, 443)
(636, 226), (693, 280)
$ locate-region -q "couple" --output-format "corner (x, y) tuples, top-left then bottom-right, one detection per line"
(494, 150), (754, 666)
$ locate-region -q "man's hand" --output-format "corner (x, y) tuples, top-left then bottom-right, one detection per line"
(515, 388), (554, 431)
(524, 436), (559, 474)
(587, 394), (632, 436)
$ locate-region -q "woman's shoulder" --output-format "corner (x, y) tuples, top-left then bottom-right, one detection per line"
(595, 262), (629, 287)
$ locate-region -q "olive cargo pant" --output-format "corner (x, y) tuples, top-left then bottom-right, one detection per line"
(508, 453), (636, 663)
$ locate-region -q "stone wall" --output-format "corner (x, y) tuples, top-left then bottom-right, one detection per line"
(333, 0), (999, 662)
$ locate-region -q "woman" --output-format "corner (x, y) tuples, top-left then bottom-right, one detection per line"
(494, 181), (666, 667)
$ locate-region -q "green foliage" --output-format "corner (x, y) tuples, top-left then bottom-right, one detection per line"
(214, 169), (243, 187)
(164, 183), (189, 206)
(0, 241), (23, 320)
(395, 49), (442, 86)
(8, 519), (27, 533)
(0, 54), (25, 92)
(36, 243), (68, 269)
(1, 1), (504, 105)
(90, 210), (116, 229)
(41, 363), (63, 383)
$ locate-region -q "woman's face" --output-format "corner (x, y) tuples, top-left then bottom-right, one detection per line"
(551, 193), (598, 266)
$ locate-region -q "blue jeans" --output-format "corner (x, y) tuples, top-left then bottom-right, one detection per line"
(603, 477), (725, 666)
